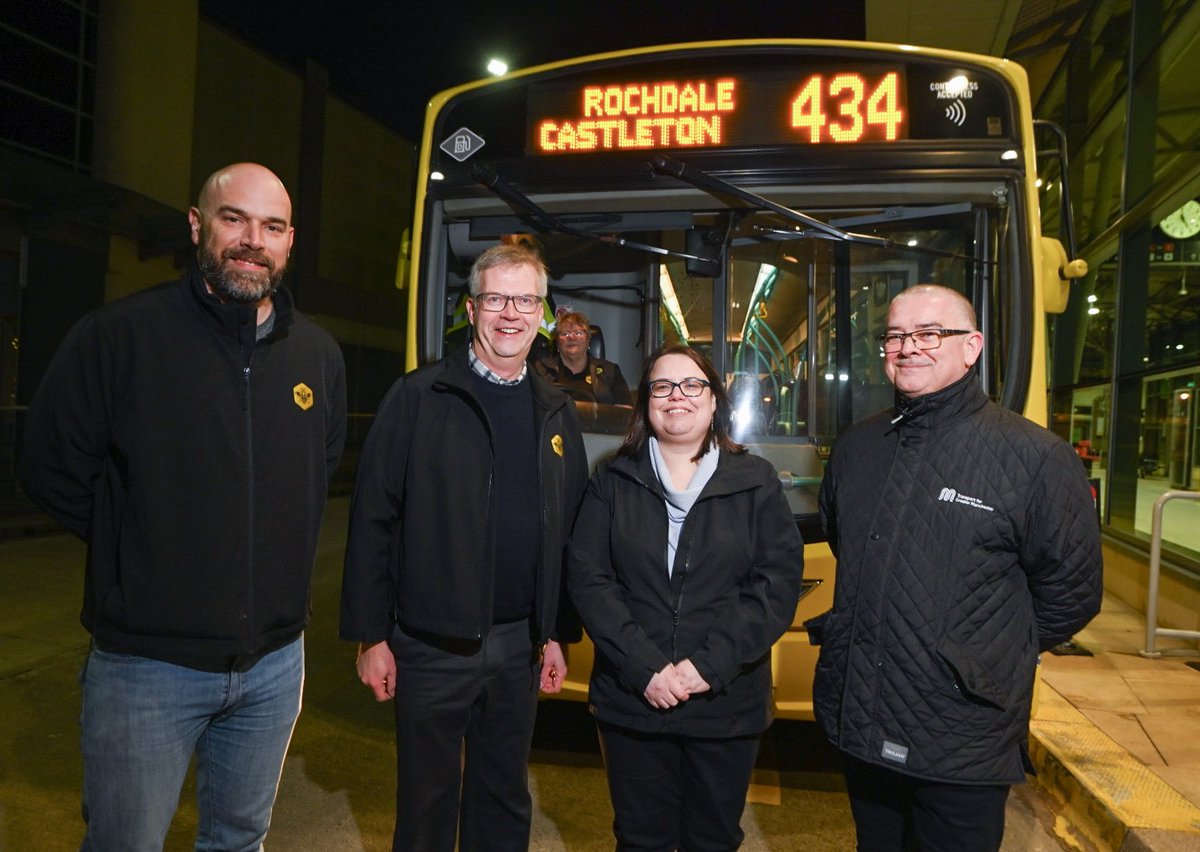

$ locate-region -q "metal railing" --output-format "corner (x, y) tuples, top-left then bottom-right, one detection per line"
(1140, 490), (1200, 657)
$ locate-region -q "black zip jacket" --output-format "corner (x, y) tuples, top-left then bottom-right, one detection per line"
(339, 346), (589, 645)
(809, 372), (1102, 784)
(568, 448), (804, 737)
(19, 264), (347, 671)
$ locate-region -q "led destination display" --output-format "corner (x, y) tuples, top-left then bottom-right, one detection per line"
(525, 60), (1011, 155)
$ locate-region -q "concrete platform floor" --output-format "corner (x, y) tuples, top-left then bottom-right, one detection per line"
(0, 497), (1120, 850)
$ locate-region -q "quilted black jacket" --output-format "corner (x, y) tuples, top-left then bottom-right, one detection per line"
(809, 372), (1102, 784)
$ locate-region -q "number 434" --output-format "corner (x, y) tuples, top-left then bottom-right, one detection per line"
(790, 72), (904, 143)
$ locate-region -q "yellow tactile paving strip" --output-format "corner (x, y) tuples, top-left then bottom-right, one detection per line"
(1031, 711), (1200, 849)
(1027, 594), (1200, 850)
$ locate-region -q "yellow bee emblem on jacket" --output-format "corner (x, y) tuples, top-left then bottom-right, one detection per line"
(551, 434), (563, 457)
(293, 383), (314, 411)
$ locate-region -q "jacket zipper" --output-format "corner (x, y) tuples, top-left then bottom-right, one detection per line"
(242, 356), (254, 649)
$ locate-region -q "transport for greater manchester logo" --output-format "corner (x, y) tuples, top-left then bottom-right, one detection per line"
(937, 486), (995, 512)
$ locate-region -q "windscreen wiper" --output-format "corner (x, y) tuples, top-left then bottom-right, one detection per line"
(471, 163), (711, 264)
(650, 155), (887, 247)
(650, 155), (995, 266)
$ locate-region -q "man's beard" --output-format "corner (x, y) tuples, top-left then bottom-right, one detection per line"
(197, 244), (286, 304)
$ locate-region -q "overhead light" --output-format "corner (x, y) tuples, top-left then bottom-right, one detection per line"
(1087, 306), (1100, 315)
(1000, 150), (1019, 161)
(1086, 294), (1097, 303)
(429, 171), (445, 181)
(487, 58), (508, 76)
(907, 238), (918, 247)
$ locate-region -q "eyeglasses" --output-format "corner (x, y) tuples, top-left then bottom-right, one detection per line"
(558, 329), (588, 339)
(475, 293), (543, 314)
(647, 378), (710, 398)
(878, 328), (972, 354)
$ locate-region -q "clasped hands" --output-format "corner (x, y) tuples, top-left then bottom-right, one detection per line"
(643, 659), (710, 709)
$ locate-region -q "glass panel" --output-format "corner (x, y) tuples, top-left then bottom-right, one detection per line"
(722, 203), (999, 447)
(725, 243), (838, 443)
(0, 0), (84, 57)
(435, 176), (1020, 532)
(0, 87), (78, 163)
(0, 29), (79, 106)
(1127, 371), (1200, 560)
(1078, 262), (1117, 382)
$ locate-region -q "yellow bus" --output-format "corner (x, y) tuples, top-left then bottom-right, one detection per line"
(404, 40), (1083, 719)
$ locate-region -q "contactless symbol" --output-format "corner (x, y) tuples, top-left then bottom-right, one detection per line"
(945, 99), (966, 127)
(293, 383), (314, 411)
(440, 127), (486, 162)
(551, 434), (563, 457)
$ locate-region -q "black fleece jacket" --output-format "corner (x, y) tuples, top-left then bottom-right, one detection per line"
(19, 264), (347, 671)
(340, 345), (589, 646)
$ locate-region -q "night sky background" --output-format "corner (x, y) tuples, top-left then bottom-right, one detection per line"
(199, 1), (866, 139)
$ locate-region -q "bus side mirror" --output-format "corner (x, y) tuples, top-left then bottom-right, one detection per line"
(1040, 236), (1089, 314)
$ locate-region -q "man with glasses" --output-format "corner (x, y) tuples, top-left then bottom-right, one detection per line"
(341, 242), (588, 850)
(808, 284), (1102, 852)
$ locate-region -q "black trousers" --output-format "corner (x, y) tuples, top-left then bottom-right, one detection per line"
(597, 721), (761, 852)
(842, 754), (1010, 852)
(388, 619), (539, 852)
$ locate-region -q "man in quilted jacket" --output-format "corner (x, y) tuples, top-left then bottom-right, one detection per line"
(810, 284), (1102, 852)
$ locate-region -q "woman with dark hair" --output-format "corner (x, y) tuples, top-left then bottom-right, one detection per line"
(568, 345), (804, 850)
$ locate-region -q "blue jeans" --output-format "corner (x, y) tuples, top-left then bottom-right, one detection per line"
(78, 636), (304, 852)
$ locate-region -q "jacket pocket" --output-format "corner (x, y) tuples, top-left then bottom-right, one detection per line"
(936, 641), (1008, 710)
